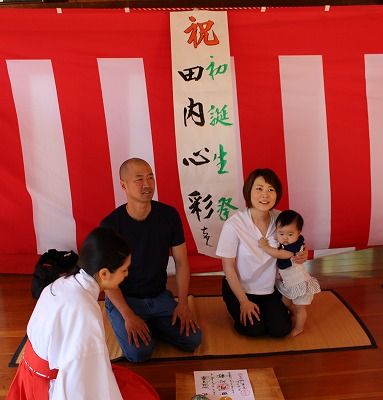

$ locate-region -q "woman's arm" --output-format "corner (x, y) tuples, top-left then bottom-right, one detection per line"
(222, 257), (248, 303)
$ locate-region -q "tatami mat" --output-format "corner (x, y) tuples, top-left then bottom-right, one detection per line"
(105, 290), (376, 361)
(10, 290), (376, 367)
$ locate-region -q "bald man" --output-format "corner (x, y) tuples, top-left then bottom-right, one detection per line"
(101, 158), (201, 362)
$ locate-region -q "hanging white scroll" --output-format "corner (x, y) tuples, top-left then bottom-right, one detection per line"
(170, 11), (243, 257)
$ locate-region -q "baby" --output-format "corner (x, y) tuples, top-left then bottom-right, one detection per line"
(259, 210), (320, 336)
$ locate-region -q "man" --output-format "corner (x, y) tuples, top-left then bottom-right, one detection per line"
(101, 158), (202, 362)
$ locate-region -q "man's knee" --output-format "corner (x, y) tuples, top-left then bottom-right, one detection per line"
(121, 341), (155, 363)
(106, 307), (156, 362)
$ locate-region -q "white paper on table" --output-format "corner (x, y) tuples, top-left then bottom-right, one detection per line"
(193, 369), (255, 400)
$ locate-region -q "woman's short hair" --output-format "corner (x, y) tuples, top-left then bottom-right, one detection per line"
(76, 227), (131, 276)
(243, 168), (282, 209)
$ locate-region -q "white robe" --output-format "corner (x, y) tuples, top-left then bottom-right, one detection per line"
(27, 269), (123, 400)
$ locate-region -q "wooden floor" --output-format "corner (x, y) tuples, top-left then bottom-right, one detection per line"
(1, 248), (383, 399)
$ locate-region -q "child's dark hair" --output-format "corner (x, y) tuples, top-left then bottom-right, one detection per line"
(276, 210), (304, 231)
(243, 168), (282, 209)
(67, 227), (131, 277)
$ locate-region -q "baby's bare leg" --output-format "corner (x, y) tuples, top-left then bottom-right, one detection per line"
(282, 296), (296, 327)
(289, 305), (307, 337)
(282, 295), (293, 311)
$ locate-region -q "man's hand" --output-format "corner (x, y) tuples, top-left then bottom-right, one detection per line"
(124, 313), (151, 348)
(239, 298), (260, 326)
(172, 301), (198, 336)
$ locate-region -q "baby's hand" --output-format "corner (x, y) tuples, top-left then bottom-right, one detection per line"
(259, 237), (268, 248)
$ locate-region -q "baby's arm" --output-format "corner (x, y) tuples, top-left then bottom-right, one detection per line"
(258, 238), (294, 259)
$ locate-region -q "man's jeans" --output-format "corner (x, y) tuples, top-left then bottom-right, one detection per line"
(105, 290), (202, 362)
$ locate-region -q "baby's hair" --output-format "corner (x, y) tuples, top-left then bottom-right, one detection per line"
(276, 209), (304, 231)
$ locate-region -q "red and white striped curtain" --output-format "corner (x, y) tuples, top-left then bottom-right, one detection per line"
(1, 7), (382, 273)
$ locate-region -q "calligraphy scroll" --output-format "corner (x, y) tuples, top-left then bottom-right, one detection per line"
(170, 11), (244, 257)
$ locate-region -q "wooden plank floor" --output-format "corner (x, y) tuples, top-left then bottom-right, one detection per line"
(1, 248), (382, 399)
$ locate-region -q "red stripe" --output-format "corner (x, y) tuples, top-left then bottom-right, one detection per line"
(0, 254), (39, 274)
(229, 11), (291, 211)
(324, 55), (371, 248)
(0, 61), (37, 253)
(53, 59), (115, 248)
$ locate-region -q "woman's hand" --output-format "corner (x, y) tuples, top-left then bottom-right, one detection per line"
(239, 298), (260, 326)
(292, 246), (308, 264)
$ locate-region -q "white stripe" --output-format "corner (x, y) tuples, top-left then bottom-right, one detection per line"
(279, 55), (331, 249)
(365, 54), (383, 246)
(7, 60), (77, 253)
(97, 58), (156, 206)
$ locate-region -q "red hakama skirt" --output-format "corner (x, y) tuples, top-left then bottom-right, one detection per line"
(7, 339), (159, 400)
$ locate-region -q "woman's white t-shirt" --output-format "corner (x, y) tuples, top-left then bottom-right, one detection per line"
(216, 208), (280, 295)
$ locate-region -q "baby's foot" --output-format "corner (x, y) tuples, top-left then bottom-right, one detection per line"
(289, 328), (304, 337)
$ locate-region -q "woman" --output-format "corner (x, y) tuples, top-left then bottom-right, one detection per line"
(216, 168), (306, 338)
(7, 227), (159, 400)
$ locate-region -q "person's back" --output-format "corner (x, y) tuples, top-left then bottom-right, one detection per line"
(28, 272), (106, 370)
(6, 227), (160, 400)
(27, 270), (122, 399)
